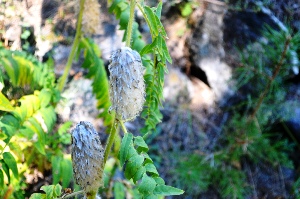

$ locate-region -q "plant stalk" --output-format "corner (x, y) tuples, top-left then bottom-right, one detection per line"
(57, 0), (85, 92)
(103, 119), (118, 164)
(119, 120), (128, 134)
(125, 0), (136, 47)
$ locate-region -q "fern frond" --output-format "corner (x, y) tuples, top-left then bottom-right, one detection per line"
(0, 89), (57, 155)
(0, 47), (57, 94)
(77, 37), (113, 128)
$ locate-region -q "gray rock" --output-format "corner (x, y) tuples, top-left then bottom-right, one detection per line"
(189, 3), (234, 104)
(56, 78), (102, 128)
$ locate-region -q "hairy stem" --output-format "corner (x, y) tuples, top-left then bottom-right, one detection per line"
(104, 119), (118, 164)
(249, 35), (291, 121)
(125, 0), (136, 47)
(57, 0), (85, 92)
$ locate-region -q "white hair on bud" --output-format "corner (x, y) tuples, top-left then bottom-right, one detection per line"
(71, 121), (104, 193)
(108, 47), (145, 121)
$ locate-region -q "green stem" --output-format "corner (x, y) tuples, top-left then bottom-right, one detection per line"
(119, 120), (128, 134)
(125, 0), (136, 47)
(57, 0), (85, 92)
(103, 119), (118, 164)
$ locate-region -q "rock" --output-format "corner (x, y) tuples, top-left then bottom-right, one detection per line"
(56, 78), (103, 129)
(189, 3), (234, 104)
(163, 68), (215, 109)
(163, 68), (193, 105)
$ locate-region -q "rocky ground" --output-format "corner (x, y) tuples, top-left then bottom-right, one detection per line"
(1, 0), (300, 198)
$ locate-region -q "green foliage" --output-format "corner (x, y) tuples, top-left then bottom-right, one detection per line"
(29, 184), (62, 199)
(0, 45), (58, 96)
(119, 133), (184, 198)
(51, 155), (73, 188)
(77, 37), (113, 128)
(174, 154), (211, 195)
(0, 92), (14, 111)
(0, 44), (69, 197)
(138, 3), (172, 135)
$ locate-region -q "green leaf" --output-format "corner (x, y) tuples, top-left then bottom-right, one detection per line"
(125, 154), (144, 181)
(144, 6), (159, 36)
(153, 177), (165, 185)
(0, 169), (4, 188)
(140, 40), (157, 56)
(119, 133), (133, 165)
(142, 153), (153, 164)
(58, 122), (72, 145)
(119, 7), (130, 30)
(1, 56), (18, 86)
(38, 106), (56, 133)
(8, 142), (23, 160)
(54, 184), (62, 197)
(21, 30), (31, 39)
(60, 158), (73, 188)
(145, 194), (157, 199)
(0, 133), (8, 140)
(29, 193), (46, 199)
(28, 117), (46, 155)
(0, 92), (14, 112)
(160, 35), (172, 63)
(0, 160), (10, 183)
(134, 136), (149, 152)
(41, 184), (62, 198)
(133, 166), (146, 183)
(108, 0), (121, 13)
(153, 185), (184, 196)
(39, 89), (51, 107)
(3, 152), (18, 179)
(156, 2), (163, 19)
(51, 156), (62, 184)
(34, 141), (45, 155)
(138, 174), (157, 195)
(114, 181), (125, 199)
(181, 3), (193, 17)
(145, 163), (159, 176)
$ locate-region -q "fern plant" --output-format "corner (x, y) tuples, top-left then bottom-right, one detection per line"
(0, 44), (63, 197)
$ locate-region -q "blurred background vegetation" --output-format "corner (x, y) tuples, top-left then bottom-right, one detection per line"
(0, 0), (300, 198)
